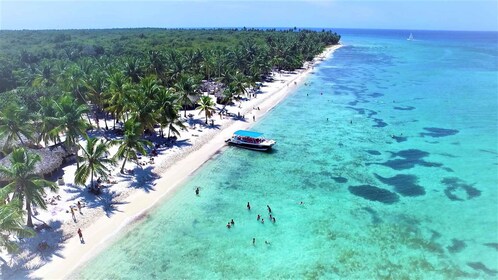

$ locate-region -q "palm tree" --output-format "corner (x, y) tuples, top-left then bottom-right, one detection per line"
(32, 61), (57, 88)
(0, 148), (58, 227)
(0, 199), (35, 255)
(147, 50), (165, 77)
(106, 72), (134, 129)
(230, 71), (250, 98)
(156, 88), (180, 137)
(75, 136), (114, 192)
(164, 111), (186, 139)
(0, 105), (33, 151)
(35, 96), (59, 146)
(111, 119), (152, 174)
(196, 95), (216, 124)
(173, 75), (199, 118)
(84, 71), (109, 129)
(128, 80), (159, 135)
(124, 58), (144, 83)
(51, 93), (89, 148)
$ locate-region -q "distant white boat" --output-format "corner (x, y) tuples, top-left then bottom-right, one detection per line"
(407, 33), (414, 41)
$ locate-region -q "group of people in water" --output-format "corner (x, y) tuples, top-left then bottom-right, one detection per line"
(194, 188), (280, 245)
(226, 203), (276, 229)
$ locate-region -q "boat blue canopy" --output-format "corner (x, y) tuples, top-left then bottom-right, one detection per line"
(233, 130), (264, 138)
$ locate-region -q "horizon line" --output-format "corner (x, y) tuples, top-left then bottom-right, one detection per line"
(1, 26), (497, 33)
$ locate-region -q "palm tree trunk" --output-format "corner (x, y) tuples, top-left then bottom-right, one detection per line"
(90, 169), (94, 190)
(120, 154), (129, 174)
(94, 111), (100, 130)
(86, 113), (92, 127)
(104, 112), (109, 130)
(15, 131), (25, 146)
(205, 114), (208, 124)
(26, 200), (33, 228)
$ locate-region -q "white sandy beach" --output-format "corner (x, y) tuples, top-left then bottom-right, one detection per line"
(2, 45), (341, 280)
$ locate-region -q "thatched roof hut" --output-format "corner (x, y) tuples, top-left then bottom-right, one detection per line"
(0, 134), (39, 153)
(0, 143), (75, 183)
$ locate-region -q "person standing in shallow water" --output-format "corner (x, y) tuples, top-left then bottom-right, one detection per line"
(247, 202), (251, 210)
(195, 187), (200, 196)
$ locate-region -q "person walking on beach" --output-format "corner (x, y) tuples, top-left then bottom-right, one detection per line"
(77, 201), (82, 214)
(70, 207), (76, 221)
(77, 228), (84, 243)
(253, 115), (256, 122)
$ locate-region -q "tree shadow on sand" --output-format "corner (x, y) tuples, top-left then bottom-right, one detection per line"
(128, 166), (160, 193)
(1, 220), (66, 280)
(64, 184), (128, 218)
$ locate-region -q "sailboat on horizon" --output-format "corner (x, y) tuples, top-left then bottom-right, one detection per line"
(407, 33), (414, 41)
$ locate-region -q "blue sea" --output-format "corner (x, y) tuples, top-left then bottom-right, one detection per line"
(73, 29), (498, 279)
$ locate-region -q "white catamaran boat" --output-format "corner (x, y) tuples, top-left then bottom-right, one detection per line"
(407, 33), (414, 41)
(225, 130), (276, 151)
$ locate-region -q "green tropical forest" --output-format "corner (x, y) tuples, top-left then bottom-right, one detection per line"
(0, 28), (340, 256)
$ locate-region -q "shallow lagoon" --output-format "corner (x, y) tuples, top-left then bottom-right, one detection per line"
(74, 30), (498, 279)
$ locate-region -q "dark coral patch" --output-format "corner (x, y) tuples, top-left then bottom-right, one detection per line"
(393, 106), (416, 111)
(372, 118), (388, 127)
(346, 107), (378, 118)
(420, 127), (459, 138)
(348, 185), (399, 204)
(390, 149), (429, 159)
(391, 135), (407, 143)
(331, 176), (348, 183)
(376, 159), (415, 170)
(467, 262), (498, 276)
(366, 150), (381, 155)
(368, 92), (384, 98)
(442, 177), (481, 201)
(447, 239), (466, 253)
(484, 243), (498, 251)
(374, 173), (425, 196)
(370, 149), (443, 171)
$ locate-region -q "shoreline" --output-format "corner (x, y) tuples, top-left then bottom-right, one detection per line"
(27, 44), (342, 279)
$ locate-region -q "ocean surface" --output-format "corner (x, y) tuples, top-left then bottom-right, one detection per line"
(73, 29), (498, 279)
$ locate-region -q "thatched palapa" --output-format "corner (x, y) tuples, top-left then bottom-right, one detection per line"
(0, 143), (76, 183)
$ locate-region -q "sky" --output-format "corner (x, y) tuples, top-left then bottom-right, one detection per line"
(0, 0), (497, 31)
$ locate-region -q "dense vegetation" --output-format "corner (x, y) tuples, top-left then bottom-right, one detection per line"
(0, 28), (340, 255)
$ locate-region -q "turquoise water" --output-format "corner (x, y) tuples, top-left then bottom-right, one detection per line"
(74, 30), (498, 279)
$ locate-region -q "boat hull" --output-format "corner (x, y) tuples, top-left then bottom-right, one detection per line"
(225, 140), (273, 151)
